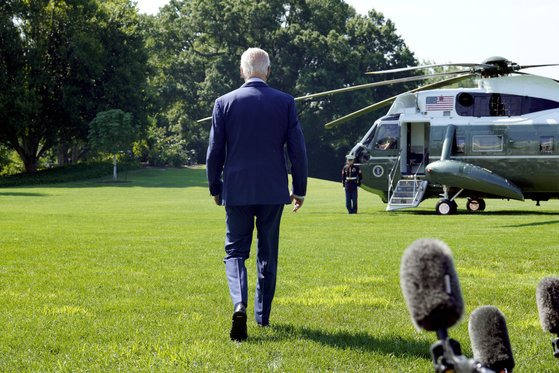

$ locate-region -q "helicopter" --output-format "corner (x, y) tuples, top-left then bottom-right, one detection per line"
(198, 57), (559, 214)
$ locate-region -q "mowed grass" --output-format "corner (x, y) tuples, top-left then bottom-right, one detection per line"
(1, 167), (558, 371)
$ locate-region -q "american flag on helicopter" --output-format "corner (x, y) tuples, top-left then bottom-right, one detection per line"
(426, 96), (454, 111)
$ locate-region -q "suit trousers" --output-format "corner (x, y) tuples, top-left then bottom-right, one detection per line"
(224, 204), (284, 325)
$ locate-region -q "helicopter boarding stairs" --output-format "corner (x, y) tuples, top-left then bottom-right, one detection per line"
(386, 153), (428, 211)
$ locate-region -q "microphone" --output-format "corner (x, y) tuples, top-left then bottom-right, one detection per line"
(400, 239), (493, 372)
(400, 238), (464, 332)
(468, 306), (515, 372)
(536, 276), (559, 358)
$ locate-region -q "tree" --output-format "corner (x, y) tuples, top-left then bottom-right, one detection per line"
(146, 0), (418, 179)
(88, 109), (136, 180)
(0, 0), (148, 172)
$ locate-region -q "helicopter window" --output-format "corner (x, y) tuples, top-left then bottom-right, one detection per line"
(528, 97), (559, 113)
(472, 135), (503, 152)
(361, 126), (377, 149)
(457, 93), (474, 107)
(540, 136), (555, 153)
(473, 96), (491, 117)
(374, 123), (399, 150)
(455, 137), (465, 153)
(457, 93), (559, 117)
(489, 94), (506, 116)
(500, 95), (522, 116)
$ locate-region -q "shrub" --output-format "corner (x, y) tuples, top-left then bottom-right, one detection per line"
(146, 124), (192, 167)
(0, 161), (139, 187)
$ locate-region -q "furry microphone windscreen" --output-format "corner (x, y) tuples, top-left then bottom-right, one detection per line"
(536, 277), (559, 334)
(468, 306), (515, 372)
(400, 238), (464, 332)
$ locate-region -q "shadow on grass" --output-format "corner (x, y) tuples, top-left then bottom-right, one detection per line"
(0, 192), (49, 197)
(86, 168), (208, 189)
(471, 210), (559, 216)
(501, 219), (559, 228)
(14, 167), (208, 189)
(94, 180), (134, 185)
(251, 323), (430, 359)
(395, 210), (559, 216)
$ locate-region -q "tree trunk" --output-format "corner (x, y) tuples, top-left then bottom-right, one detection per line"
(71, 143), (82, 163)
(11, 140), (39, 173)
(57, 142), (69, 166)
(21, 154), (39, 173)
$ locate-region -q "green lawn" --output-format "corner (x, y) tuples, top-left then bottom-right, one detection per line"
(1, 167), (558, 371)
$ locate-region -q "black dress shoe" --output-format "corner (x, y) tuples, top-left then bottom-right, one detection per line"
(230, 303), (247, 342)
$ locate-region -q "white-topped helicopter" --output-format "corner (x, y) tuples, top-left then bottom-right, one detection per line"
(303, 57), (559, 214)
(199, 57), (559, 214)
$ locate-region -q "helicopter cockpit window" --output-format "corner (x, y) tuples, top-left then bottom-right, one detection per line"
(540, 136), (555, 153)
(472, 135), (503, 152)
(374, 123), (399, 150)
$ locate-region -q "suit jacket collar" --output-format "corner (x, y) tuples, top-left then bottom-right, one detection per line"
(241, 78), (268, 88)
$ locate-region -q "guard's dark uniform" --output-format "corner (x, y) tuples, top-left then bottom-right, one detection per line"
(342, 163), (363, 213)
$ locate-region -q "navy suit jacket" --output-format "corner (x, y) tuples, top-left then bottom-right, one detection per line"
(206, 80), (308, 206)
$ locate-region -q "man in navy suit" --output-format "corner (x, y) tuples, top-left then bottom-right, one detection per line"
(206, 48), (308, 341)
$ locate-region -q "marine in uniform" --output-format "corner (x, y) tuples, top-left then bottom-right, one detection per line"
(341, 155), (362, 214)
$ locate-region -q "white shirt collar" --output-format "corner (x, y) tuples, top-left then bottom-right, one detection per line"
(245, 77), (267, 84)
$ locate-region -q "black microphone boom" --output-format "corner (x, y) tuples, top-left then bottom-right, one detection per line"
(536, 276), (559, 358)
(400, 239), (495, 373)
(400, 238), (464, 331)
(536, 277), (559, 334)
(469, 306), (515, 372)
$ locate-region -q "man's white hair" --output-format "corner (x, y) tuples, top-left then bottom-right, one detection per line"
(240, 48), (270, 78)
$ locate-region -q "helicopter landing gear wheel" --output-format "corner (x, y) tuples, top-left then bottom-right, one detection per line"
(466, 198), (486, 212)
(436, 199), (457, 215)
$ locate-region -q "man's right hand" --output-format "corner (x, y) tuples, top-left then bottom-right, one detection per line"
(213, 194), (221, 205)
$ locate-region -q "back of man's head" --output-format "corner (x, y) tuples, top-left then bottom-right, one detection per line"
(240, 48), (270, 80)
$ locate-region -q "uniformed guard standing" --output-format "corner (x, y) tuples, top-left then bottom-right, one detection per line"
(342, 154), (363, 214)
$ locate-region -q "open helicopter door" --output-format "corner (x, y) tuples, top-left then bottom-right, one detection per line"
(399, 122), (430, 175)
(387, 121), (430, 211)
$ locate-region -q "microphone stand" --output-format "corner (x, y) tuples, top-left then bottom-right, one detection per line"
(552, 337), (559, 358)
(430, 329), (495, 373)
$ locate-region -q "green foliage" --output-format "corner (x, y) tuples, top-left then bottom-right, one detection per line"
(0, 146), (23, 176)
(88, 109), (136, 155)
(0, 161), (138, 187)
(0, 168), (558, 370)
(0, 0), (148, 172)
(146, 0), (418, 178)
(1, 0), (421, 178)
(421, 60), (477, 88)
(144, 122), (193, 167)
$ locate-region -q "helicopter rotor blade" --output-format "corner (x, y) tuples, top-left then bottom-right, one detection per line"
(196, 116), (212, 123)
(323, 97), (396, 129)
(517, 63), (559, 70)
(196, 71), (479, 128)
(324, 73), (475, 129)
(365, 63), (492, 75)
(294, 71), (469, 102)
(412, 73), (476, 91)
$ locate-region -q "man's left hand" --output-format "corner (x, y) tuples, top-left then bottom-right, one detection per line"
(290, 194), (304, 212)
